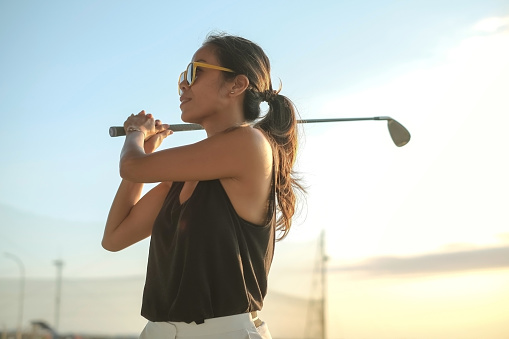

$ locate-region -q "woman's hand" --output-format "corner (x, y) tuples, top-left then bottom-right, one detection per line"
(123, 110), (173, 153)
(123, 110), (156, 138)
(144, 119), (173, 153)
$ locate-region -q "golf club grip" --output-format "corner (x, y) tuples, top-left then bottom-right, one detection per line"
(109, 124), (204, 137)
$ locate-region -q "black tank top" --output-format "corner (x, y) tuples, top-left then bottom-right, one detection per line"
(141, 179), (275, 324)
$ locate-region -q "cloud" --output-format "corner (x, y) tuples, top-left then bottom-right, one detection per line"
(331, 244), (509, 277)
(473, 16), (509, 33)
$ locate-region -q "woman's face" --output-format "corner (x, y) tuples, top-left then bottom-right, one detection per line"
(178, 45), (233, 124)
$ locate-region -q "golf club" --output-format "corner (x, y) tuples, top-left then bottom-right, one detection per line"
(109, 116), (411, 147)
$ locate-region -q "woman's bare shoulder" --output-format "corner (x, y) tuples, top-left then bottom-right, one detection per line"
(225, 125), (272, 151)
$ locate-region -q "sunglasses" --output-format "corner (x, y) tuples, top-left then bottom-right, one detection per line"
(178, 62), (235, 95)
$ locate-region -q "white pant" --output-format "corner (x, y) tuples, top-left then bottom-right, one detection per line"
(139, 313), (272, 339)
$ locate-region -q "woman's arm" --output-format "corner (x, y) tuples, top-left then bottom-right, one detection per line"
(118, 110), (271, 184)
(102, 180), (171, 252)
(103, 114), (173, 251)
(120, 125), (272, 184)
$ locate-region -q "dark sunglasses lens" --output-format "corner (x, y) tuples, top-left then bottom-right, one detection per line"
(187, 63), (194, 85)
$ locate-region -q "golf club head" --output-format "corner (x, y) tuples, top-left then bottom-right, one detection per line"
(387, 119), (411, 147)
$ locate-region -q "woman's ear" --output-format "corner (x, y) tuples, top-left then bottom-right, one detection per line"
(230, 74), (250, 95)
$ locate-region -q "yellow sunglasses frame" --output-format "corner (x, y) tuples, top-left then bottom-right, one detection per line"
(178, 62), (235, 95)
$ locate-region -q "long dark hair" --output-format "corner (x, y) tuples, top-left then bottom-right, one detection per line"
(204, 33), (304, 240)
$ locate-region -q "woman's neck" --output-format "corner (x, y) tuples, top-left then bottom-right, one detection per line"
(202, 108), (246, 137)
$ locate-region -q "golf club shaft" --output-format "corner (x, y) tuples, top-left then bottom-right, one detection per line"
(109, 116), (393, 137)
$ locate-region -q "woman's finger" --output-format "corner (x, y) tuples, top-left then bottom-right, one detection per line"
(154, 123), (170, 133)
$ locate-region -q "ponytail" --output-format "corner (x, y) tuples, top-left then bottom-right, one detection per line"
(255, 93), (304, 240)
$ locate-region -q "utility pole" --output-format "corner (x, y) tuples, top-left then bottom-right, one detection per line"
(305, 230), (328, 339)
(54, 259), (64, 332)
(4, 253), (25, 339)
(319, 230), (328, 339)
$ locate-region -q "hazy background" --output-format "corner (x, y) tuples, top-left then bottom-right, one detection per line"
(1, 0), (509, 338)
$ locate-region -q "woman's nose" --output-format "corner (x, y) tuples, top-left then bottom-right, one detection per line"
(179, 81), (189, 95)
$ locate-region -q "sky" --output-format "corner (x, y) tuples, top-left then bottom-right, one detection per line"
(1, 0), (509, 338)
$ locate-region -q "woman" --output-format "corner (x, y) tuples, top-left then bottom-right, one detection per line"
(102, 33), (303, 339)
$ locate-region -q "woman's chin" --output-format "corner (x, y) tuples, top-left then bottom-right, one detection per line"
(180, 114), (193, 124)
(180, 110), (191, 123)
(180, 112), (200, 125)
